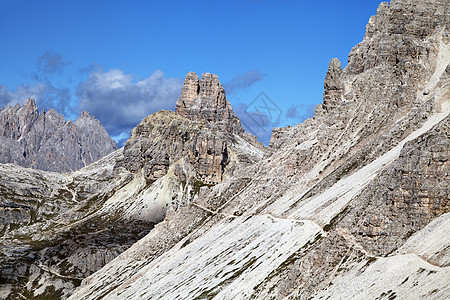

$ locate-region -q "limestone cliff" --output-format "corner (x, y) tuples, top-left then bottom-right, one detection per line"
(175, 72), (245, 135)
(68, 1), (450, 299)
(121, 72), (264, 185)
(0, 99), (118, 173)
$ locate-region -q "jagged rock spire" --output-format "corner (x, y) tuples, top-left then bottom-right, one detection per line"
(175, 72), (200, 116)
(322, 58), (344, 111)
(121, 71), (265, 185)
(175, 72), (244, 134)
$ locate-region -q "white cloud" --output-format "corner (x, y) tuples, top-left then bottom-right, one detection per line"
(77, 69), (183, 140)
(0, 83), (47, 108)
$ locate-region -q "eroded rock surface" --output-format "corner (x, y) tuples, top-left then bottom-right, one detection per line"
(121, 72), (265, 185)
(1, 0), (449, 299)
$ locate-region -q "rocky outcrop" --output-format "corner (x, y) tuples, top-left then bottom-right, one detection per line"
(322, 58), (344, 110)
(1, 1), (449, 299)
(0, 150), (154, 299)
(174, 72), (200, 118)
(175, 72), (244, 134)
(339, 116), (449, 256)
(0, 99), (118, 173)
(347, 0), (449, 77)
(121, 72), (265, 185)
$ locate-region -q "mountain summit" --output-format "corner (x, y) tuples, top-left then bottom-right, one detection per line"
(121, 72), (264, 185)
(175, 72), (245, 134)
(0, 99), (118, 172)
(0, 72), (266, 299)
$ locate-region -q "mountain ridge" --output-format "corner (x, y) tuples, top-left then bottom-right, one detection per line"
(0, 98), (118, 173)
(0, 72), (265, 299)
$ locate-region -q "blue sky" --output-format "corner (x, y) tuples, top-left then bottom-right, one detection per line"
(0, 0), (383, 145)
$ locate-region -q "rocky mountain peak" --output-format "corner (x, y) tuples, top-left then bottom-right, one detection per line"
(22, 97), (38, 113)
(325, 58), (343, 82)
(197, 73), (226, 107)
(121, 72), (265, 185)
(175, 72), (244, 135)
(322, 58), (344, 111)
(308, 0), (449, 122)
(78, 110), (95, 120)
(0, 100), (118, 172)
(175, 72), (200, 114)
(1, 1), (449, 299)
(45, 107), (66, 123)
(68, 1), (449, 298)
(347, 0), (449, 77)
(75, 110), (105, 131)
(175, 72), (227, 116)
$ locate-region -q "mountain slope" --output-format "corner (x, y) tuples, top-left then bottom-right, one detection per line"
(0, 99), (118, 173)
(0, 73), (264, 299)
(68, 0), (450, 299)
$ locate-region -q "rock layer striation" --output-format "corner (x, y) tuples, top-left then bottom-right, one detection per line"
(0, 73), (265, 299)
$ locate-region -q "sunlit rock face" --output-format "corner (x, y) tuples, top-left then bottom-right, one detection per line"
(121, 72), (265, 185)
(176, 72), (242, 134)
(1, 0), (449, 299)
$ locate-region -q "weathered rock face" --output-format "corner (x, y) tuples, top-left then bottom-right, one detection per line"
(67, 1), (450, 300)
(347, 0), (449, 77)
(1, 1), (449, 299)
(322, 58), (344, 111)
(0, 99), (118, 173)
(175, 72), (243, 134)
(121, 72), (265, 185)
(339, 116), (449, 256)
(0, 151), (154, 299)
(175, 72), (200, 117)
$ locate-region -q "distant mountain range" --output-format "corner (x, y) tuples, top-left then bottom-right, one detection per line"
(0, 99), (117, 172)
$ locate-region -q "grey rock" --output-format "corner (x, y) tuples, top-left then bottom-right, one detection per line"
(0, 99), (118, 173)
(121, 72), (265, 184)
(2, 0), (450, 299)
(0, 73), (265, 299)
(0, 151), (152, 299)
(322, 58), (344, 111)
(68, 1), (450, 299)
